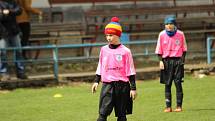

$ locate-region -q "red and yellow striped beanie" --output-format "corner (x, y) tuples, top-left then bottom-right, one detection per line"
(104, 17), (122, 37)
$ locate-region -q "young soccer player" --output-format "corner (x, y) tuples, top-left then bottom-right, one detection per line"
(155, 15), (187, 112)
(91, 17), (137, 121)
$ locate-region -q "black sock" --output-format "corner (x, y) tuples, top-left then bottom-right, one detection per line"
(97, 114), (107, 121)
(165, 92), (172, 108)
(117, 116), (127, 121)
(176, 92), (183, 107)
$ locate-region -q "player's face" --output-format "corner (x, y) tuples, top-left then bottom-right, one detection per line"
(105, 34), (120, 45)
(165, 23), (175, 31)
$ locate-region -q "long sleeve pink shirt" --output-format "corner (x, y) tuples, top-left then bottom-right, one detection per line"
(155, 30), (187, 58)
(96, 44), (136, 83)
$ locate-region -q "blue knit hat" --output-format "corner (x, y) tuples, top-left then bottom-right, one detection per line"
(164, 15), (176, 25)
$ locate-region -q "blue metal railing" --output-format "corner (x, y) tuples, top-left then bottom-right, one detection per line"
(207, 37), (215, 64)
(0, 40), (157, 81)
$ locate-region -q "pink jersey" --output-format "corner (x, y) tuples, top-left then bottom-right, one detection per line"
(96, 44), (136, 83)
(155, 30), (187, 58)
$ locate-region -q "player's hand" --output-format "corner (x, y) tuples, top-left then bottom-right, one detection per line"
(130, 90), (137, 100)
(91, 82), (99, 93)
(159, 61), (164, 70)
(3, 9), (9, 15)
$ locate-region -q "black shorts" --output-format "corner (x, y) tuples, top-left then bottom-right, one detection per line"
(98, 81), (132, 117)
(160, 57), (184, 85)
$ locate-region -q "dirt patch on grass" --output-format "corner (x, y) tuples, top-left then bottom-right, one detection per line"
(0, 90), (10, 94)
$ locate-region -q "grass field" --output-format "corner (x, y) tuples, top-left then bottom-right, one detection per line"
(0, 75), (215, 121)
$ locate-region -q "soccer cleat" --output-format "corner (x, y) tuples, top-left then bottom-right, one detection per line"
(164, 107), (172, 112)
(174, 107), (182, 112)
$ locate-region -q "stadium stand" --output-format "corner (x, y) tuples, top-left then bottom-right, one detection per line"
(4, 0), (212, 83)
(27, 0), (215, 60)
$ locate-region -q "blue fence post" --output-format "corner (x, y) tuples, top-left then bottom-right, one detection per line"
(13, 49), (16, 62)
(53, 46), (59, 81)
(207, 37), (211, 64)
(145, 48), (149, 55)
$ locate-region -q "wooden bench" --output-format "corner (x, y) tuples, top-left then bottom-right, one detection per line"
(31, 22), (83, 35)
(84, 4), (215, 33)
(30, 22), (85, 48)
(28, 22), (96, 59)
(29, 34), (96, 59)
(83, 15), (215, 35)
(49, 0), (176, 7)
(85, 4), (215, 17)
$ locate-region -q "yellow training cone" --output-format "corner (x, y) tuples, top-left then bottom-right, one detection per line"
(53, 93), (63, 98)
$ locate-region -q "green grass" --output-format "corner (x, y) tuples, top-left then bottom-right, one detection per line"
(0, 75), (215, 121)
